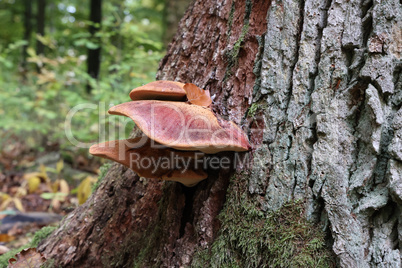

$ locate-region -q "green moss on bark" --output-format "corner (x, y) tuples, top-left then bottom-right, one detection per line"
(92, 162), (113, 191)
(191, 176), (335, 267)
(224, 0), (253, 81)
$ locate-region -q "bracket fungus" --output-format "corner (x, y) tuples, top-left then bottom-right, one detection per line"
(90, 80), (250, 186)
(129, 80), (186, 101)
(89, 137), (207, 187)
(108, 100), (250, 154)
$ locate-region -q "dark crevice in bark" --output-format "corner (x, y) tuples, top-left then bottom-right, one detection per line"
(291, 160), (298, 199)
(342, 47), (355, 84)
(391, 67), (402, 107)
(361, 0), (373, 47)
(390, 207), (400, 250)
(307, 106), (319, 181)
(179, 185), (197, 237)
(285, 0), (305, 117)
(309, 0), (332, 93)
(368, 201), (399, 254)
(348, 80), (368, 177)
(226, 0), (236, 42)
(361, 0), (373, 21)
(372, 115), (395, 186)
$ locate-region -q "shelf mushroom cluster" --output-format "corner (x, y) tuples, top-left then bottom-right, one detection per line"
(90, 81), (250, 186)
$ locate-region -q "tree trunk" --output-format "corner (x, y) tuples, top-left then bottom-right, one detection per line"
(86, 0), (102, 93)
(36, 0), (46, 56)
(21, 0), (32, 71)
(39, 0), (402, 267)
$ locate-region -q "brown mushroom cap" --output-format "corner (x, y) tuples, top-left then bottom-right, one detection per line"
(108, 100), (251, 154)
(129, 80), (186, 101)
(89, 137), (207, 187)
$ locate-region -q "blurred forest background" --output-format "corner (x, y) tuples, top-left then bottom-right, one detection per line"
(0, 0), (188, 256)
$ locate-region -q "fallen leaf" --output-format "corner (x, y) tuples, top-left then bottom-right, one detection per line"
(183, 83), (212, 107)
(0, 245), (10, 255)
(13, 198), (25, 212)
(56, 159), (64, 173)
(0, 234), (15, 243)
(8, 248), (46, 268)
(27, 177), (41, 193)
(59, 179), (70, 195)
(77, 176), (95, 204)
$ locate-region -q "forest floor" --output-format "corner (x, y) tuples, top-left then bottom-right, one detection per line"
(0, 136), (102, 257)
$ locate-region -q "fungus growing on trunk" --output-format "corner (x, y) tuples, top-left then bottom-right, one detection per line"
(129, 80), (186, 101)
(108, 100), (250, 154)
(90, 81), (250, 186)
(89, 137), (207, 187)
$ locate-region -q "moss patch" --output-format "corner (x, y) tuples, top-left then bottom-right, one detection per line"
(247, 102), (268, 118)
(92, 162), (113, 191)
(224, 0), (253, 81)
(191, 176), (335, 267)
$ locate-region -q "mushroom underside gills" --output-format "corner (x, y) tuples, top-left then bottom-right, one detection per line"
(89, 137), (208, 187)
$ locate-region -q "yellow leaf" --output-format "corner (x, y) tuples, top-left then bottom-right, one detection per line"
(59, 179), (69, 195)
(0, 192), (10, 201)
(26, 47), (36, 57)
(0, 198), (12, 211)
(27, 177), (41, 193)
(51, 198), (61, 210)
(23, 172), (41, 179)
(15, 187), (27, 197)
(36, 34), (56, 49)
(51, 181), (59, 193)
(56, 160), (64, 174)
(13, 198), (25, 212)
(77, 177), (93, 205)
(39, 164), (50, 182)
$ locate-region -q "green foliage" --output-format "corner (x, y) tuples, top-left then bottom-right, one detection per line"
(0, 225), (57, 267)
(0, 0), (165, 153)
(191, 176), (335, 268)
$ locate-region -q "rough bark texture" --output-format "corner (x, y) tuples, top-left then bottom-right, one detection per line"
(39, 0), (401, 267)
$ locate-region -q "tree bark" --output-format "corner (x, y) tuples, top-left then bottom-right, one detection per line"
(39, 0), (402, 267)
